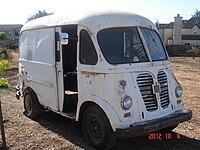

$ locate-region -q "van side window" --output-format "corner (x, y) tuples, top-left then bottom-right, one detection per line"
(80, 30), (98, 65)
(19, 28), (54, 64)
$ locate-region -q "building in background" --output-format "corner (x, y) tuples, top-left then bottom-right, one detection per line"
(0, 24), (23, 49)
(0, 24), (23, 40)
(159, 14), (200, 46)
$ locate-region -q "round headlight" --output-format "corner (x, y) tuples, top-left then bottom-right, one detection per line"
(121, 96), (133, 110)
(175, 85), (183, 98)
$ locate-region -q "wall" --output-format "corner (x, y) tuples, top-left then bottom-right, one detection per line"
(164, 29), (173, 45)
(182, 40), (200, 46)
(159, 25), (200, 46)
(182, 26), (200, 35)
(159, 28), (173, 45)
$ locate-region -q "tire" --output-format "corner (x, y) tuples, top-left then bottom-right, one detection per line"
(82, 105), (116, 150)
(24, 88), (42, 119)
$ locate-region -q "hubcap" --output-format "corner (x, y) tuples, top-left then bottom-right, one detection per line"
(88, 116), (104, 139)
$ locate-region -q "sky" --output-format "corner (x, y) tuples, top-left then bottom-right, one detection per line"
(0, 0), (199, 25)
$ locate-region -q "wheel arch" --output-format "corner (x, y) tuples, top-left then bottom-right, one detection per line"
(23, 86), (42, 118)
(24, 87), (38, 99)
(76, 96), (120, 131)
(24, 86), (35, 96)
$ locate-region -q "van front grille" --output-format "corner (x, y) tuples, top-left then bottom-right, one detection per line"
(157, 71), (169, 109)
(137, 73), (158, 111)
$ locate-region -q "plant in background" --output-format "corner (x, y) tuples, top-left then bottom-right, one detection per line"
(0, 78), (10, 89)
(0, 48), (9, 60)
(0, 53), (5, 60)
(0, 60), (10, 74)
(27, 10), (53, 22)
(0, 32), (6, 39)
(0, 60), (10, 88)
(187, 46), (200, 59)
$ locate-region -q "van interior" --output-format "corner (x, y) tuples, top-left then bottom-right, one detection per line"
(61, 25), (78, 115)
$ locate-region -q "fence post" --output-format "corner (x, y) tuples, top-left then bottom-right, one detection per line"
(0, 98), (6, 149)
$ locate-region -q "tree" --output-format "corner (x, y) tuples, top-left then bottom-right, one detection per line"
(192, 9), (200, 18)
(188, 9), (200, 26)
(0, 32), (6, 39)
(26, 10), (53, 22)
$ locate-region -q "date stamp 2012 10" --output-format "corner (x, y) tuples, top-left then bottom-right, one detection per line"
(148, 133), (181, 140)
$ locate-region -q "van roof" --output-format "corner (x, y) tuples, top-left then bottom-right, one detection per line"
(21, 10), (157, 33)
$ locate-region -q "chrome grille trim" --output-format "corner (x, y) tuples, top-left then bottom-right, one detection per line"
(137, 73), (158, 111)
(157, 71), (170, 108)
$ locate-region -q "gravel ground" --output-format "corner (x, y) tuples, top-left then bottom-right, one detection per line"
(0, 56), (199, 150)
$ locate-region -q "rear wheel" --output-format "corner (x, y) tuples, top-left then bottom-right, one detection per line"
(82, 105), (116, 150)
(24, 88), (42, 119)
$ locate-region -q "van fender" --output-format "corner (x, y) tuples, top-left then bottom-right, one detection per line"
(76, 95), (121, 131)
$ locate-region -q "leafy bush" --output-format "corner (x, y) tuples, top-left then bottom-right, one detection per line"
(0, 60), (10, 74)
(0, 48), (9, 60)
(0, 60), (10, 89)
(0, 32), (6, 39)
(0, 53), (6, 60)
(187, 46), (200, 58)
(0, 78), (10, 89)
(0, 52), (7, 60)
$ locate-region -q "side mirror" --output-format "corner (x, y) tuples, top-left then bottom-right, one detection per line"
(60, 33), (69, 45)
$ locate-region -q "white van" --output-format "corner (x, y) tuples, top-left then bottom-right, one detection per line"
(16, 11), (192, 149)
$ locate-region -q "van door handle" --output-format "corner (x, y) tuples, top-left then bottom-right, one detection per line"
(58, 70), (61, 76)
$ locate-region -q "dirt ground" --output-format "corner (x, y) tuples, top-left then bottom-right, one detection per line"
(0, 53), (200, 150)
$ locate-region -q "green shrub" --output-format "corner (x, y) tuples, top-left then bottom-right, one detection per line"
(0, 53), (6, 60)
(0, 48), (9, 60)
(0, 32), (6, 39)
(187, 46), (200, 58)
(0, 78), (10, 89)
(0, 60), (10, 89)
(0, 60), (10, 74)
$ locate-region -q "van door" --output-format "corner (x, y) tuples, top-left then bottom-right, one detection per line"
(55, 27), (64, 111)
(19, 28), (62, 111)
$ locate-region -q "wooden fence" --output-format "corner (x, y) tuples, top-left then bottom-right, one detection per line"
(165, 45), (192, 56)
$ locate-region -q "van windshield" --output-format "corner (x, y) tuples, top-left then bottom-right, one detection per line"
(140, 28), (167, 61)
(97, 27), (167, 64)
(97, 27), (148, 64)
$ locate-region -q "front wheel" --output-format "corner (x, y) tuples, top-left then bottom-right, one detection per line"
(24, 88), (42, 119)
(82, 105), (116, 150)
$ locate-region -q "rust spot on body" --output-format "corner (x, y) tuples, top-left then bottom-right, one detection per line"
(81, 71), (106, 78)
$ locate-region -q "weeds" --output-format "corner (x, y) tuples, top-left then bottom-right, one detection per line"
(0, 78), (10, 89)
(0, 60), (10, 88)
(0, 60), (10, 74)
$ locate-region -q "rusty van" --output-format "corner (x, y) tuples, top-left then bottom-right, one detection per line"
(16, 10), (192, 149)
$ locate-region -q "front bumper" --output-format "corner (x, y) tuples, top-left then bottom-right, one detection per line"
(116, 110), (192, 138)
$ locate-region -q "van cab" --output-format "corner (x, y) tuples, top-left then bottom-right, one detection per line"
(16, 10), (192, 149)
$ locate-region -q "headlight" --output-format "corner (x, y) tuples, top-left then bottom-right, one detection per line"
(175, 85), (183, 98)
(121, 96), (133, 110)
